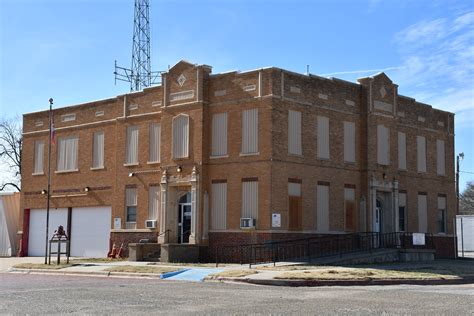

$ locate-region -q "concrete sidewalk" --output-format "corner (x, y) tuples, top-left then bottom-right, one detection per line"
(3, 257), (474, 287)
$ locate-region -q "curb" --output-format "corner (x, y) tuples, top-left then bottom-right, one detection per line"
(212, 276), (474, 287)
(9, 268), (167, 279)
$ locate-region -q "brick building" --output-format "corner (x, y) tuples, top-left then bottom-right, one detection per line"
(19, 60), (456, 258)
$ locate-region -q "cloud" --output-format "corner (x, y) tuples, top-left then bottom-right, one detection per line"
(392, 10), (474, 124)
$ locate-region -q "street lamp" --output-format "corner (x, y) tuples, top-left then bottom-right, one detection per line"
(456, 152), (464, 215)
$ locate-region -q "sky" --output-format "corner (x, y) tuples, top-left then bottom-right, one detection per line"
(0, 0), (473, 190)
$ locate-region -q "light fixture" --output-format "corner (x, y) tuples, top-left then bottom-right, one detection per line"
(459, 152), (465, 161)
(41, 189), (47, 195)
(382, 173), (387, 180)
(128, 172), (134, 177)
(176, 165), (182, 173)
(83, 186), (90, 192)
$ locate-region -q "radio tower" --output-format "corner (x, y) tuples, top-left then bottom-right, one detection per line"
(114, 0), (162, 91)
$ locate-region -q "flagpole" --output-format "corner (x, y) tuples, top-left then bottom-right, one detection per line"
(44, 98), (53, 264)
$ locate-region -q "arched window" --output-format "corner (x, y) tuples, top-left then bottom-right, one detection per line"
(172, 114), (189, 159)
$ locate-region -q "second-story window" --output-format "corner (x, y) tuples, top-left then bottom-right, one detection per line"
(33, 140), (45, 174)
(317, 116), (329, 159)
(343, 121), (355, 163)
(211, 112), (228, 157)
(149, 123), (161, 163)
(288, 110), (302, 155)
(417, 136), (427, 173)
(242, 109), (258, 154)
(377, 124), (390, 165)
(398, 132), (407, 170)
(436, 139), (445, 176)
(92, 131), (104, 169)
(57, 136), (78, 172)
(172, 114), (189, 159)
(125, 126), (139, 165)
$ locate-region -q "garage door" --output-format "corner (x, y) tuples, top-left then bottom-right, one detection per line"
(28, 208), (68, 257)
(70, 206), (111, 257)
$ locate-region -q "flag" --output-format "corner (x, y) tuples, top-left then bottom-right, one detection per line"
(50, 115), (56, 145)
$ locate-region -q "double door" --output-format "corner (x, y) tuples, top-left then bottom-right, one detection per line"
(178, 203), (191, 243)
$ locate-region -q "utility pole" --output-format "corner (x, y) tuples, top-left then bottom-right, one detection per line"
(114, 0), (163, 91)
(44, 98), (53, 264)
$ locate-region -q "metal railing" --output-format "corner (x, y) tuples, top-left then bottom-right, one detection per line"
(215, 232), (434, 267)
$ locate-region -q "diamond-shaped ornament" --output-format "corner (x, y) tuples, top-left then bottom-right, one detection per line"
(380, 86), (387, 98)
(177, 74), (186, 87)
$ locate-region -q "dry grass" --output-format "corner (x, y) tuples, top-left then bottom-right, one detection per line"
(209, 269), (259, 278)
(104, 265), (179, 274)
(13, 263), (72, 270)
(274, 267), (461, 280)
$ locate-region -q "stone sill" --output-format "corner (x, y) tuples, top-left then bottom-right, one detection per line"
(123, 163), (139, 167)
(55, 169), (79, 174)
(239, 152), (260, 157)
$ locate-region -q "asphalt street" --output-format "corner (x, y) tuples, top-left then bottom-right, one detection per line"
(1, 273), (473, 315)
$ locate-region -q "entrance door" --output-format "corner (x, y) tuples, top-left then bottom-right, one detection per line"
(374, 200), (383, 248)
(178, 193), (192, 244)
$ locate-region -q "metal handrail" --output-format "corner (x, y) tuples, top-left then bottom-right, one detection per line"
(215, 232), (435, 267)
(157, 229), (171, 244)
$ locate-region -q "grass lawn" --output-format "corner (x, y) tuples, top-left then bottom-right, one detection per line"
(274, 267), (467, 280)
(70, 258), (126, 263)
(13, 263), (73, 270)
(104, 265), (180, 274)
(208, 270), (259, 278)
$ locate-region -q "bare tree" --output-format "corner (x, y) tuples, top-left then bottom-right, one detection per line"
(0, 117), (22, 192)
(460, 181), (474, 215)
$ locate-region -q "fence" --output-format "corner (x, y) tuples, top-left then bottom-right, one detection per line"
(215, 232), (434, 267)
(456, 215), (474, 258)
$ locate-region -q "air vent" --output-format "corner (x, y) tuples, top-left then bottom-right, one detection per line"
(240, 218), (256, 229)
(61, 113), (76, 122)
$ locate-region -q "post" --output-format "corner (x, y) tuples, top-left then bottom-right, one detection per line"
(44, 98), (53, 264)
(456, 155), (460, 215)
(461, 217), (464, 258)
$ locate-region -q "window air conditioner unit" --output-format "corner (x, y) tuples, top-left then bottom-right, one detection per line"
(240, 218), (256, 229)
(145, 220), (157, 229)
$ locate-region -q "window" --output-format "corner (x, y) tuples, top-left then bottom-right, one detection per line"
(242, 109), (258, 154)
(125, 126), (139, 164)
(399, 192), (406, 231)
(343, 121), (355, 163)
(172, 114), (189, 159)
(57, 136), (78, 172)
(398, 132), (406, 170)
(317, 182), (330, 232)
(33, 140), (45, 174)
(126, 187), (137, 223)
(437, 196), (447, 233)
(436, 139), (445, 175)
(148, 185), (159, 220)
(377, 124), (390, 165)
(149, 123), (161, 163)
(288, 110), (302, 155)
(417, 136), (427, 173)
(211, 113), (228, 157)
(61, 113), (76, 122)
(417, 193), (428, 233)
(288, 181), (302, 230)
(317, 116), (329, 159)
(344, 186), (356, 231)
(211, 180), (227, 230)
(92, 131), (104, 169)
(242, 179), (258, 220)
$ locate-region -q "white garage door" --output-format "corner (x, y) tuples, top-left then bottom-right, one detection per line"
(28, 208), (68, 257)
(70, 206), (111, 257)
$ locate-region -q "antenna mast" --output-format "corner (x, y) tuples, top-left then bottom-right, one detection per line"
(114, 0), (162, 91)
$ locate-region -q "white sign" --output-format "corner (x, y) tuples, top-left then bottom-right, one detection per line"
(114, 218), (122, 230)
(272, 213), (281, 228)
(413, 233), (425, 246)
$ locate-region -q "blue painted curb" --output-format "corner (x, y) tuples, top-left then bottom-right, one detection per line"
(160, 268), (190, 279)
